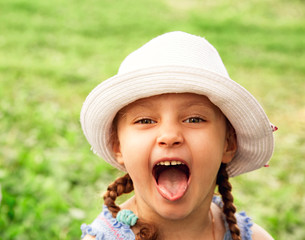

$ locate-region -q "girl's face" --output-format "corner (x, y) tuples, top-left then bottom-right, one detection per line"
(113, 93), (236, 222)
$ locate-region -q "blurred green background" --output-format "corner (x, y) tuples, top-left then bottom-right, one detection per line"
(1, 0), (304, 239)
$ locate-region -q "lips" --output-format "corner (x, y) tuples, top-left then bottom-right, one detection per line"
(152, 159), (190, 201)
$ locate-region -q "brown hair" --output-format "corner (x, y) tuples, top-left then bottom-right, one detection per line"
(103, 163), (241, 240)
(217, 163), (241, 240)
(103, 173), (158, 240)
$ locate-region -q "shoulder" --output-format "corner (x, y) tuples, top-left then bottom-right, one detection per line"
(251, 223), (274, 240)
(82, 235), (96, 240)
(212, 197), (274, 240)
(80, 206), (135, 240)
(235, 212), (274, 240)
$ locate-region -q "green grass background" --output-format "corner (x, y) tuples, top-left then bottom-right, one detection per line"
(1, 0), (304, 239)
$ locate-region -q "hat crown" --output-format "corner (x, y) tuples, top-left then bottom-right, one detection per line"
(118, 31), (229, 78)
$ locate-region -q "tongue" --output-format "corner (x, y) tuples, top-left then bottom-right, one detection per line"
(157, 167), (188, 201)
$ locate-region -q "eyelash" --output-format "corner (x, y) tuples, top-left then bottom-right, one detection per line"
(135, 117), (206, 124)
(135, 118), (157, 124)
(184, 117), (206, 123)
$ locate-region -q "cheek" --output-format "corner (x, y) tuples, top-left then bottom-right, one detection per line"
(118, 130), (152, 168)
(122, 145), (151, 192)
(189, 129), (227, 165)
(194, 129), (226, 149)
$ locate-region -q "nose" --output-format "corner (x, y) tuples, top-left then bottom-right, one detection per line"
(157, 123), (184, 148)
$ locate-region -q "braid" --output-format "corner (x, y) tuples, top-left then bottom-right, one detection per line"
(103, 173), (134, 216)
(103, 174), (158, 240)
(216, 163), (241, 240)
(135, 220), (158, 240)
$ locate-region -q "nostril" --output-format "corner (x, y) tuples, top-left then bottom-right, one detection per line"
(158, 141), (182, 147)
(157, 132), (184, 147)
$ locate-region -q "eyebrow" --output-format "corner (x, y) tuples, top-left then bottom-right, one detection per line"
(181, 100), (217, 110)
(123, 100), (158, 112)
(183, 101), (212, 107)
(182, 101), (223, 118)
(133, 100), (217, 115)
(122, 97), (223, 116)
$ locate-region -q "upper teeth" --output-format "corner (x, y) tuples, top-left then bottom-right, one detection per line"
(157, 161), (184, 166)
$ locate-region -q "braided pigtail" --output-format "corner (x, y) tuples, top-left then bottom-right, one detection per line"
(216, 163), (241, 240)
(103, 173), (134, 216)
(103, 174), (158, 240)
(134, 220), (158, 240)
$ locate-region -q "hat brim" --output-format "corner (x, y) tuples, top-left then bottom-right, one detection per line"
(80, 65), (274, 177)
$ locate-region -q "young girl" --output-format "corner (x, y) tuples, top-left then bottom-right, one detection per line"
(80, 31), (276, 240)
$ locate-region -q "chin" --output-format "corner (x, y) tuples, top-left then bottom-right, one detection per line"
(153, 199), (193, 220)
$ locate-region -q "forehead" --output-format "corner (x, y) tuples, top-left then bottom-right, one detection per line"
(119, 93), (223, 115)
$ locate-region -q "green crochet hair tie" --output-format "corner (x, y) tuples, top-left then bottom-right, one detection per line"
(116, 209), (138, 226)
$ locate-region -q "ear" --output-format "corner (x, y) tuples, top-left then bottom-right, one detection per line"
(222, 126), (237, 164)
(112, 138), (125, 166)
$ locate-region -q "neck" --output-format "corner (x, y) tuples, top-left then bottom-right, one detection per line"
(155, 206), (214, 240)
(125, 195), (215, 240)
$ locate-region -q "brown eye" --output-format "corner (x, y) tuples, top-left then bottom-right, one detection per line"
(135, 118), (156, 124)
(184, 117), (205, 123)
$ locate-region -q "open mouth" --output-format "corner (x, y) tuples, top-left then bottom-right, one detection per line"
(152, 160), (190, 201)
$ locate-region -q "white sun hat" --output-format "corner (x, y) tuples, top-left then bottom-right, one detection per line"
(80, 31), (275, 177)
